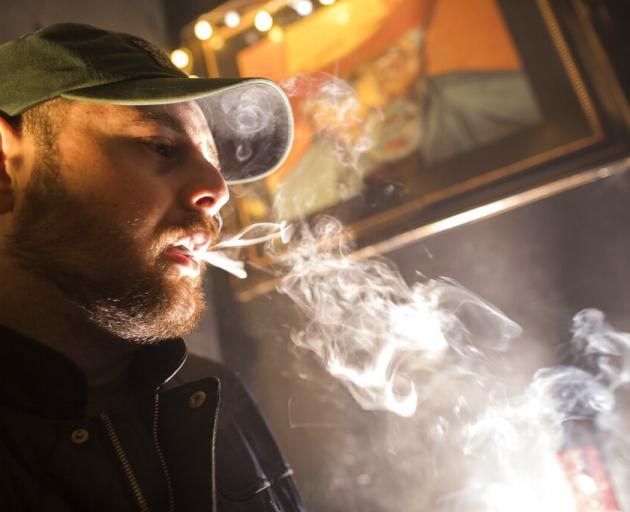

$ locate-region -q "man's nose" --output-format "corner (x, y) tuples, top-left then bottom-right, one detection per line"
(180, 159), (229, 217)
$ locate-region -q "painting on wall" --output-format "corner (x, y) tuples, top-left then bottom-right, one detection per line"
(183, 0), (629, 299)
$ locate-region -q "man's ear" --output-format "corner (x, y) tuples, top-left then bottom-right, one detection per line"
(0, 115), (19, 214)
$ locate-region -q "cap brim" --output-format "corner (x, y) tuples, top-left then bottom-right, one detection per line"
(63, 77), (294, 184)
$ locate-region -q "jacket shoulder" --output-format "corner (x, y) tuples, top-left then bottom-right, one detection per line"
(169, 353), (306, 511)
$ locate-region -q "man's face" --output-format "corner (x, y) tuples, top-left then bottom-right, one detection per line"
(7, 100), (229, 342)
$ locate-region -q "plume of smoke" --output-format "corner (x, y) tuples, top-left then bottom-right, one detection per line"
(262, 71), (628, 509)
(275, 217), (629, 509)
(281, 72), (380, 171)
(219, 86), (275, 163)
(443, 309), (630, 511)
(221, 88), (274, 135)
(277, 217), (521, 418)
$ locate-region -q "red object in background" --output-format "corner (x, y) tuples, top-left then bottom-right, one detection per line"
(558, 444), (621, 512)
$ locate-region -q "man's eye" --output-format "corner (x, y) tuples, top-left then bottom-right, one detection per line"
(148, 142), (175, 159)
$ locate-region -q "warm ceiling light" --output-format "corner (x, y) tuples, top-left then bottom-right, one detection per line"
(292, 0), (314, 16)
(224, 10), (241, 28)
(194, 20), (213, 40)
(170, 48), (191, 69)
(319, 0), (336, 5)
(254, 10), (273, 32)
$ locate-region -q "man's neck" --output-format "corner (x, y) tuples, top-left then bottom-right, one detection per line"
(0, 263), (139, 386)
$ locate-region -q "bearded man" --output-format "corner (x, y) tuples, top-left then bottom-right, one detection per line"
(0, 23), (303, 511)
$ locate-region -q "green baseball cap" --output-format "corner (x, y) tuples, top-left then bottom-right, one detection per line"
(0, 23), (294, 184)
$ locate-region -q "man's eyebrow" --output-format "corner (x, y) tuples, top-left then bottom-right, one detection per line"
(133, 108), (188, 137)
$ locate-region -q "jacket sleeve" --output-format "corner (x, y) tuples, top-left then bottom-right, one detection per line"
(173, 354), (307, 512)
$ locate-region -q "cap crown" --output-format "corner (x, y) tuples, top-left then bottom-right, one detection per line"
(0, 23), (186, 115)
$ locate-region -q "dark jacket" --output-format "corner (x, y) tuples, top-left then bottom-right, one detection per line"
(0, 324), (305, 511)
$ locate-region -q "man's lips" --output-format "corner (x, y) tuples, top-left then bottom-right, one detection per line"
(165, 247), (196, 261)
(164, 247), (201, 277)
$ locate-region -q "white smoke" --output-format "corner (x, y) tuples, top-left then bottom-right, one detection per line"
(281, 72), (380, 170)
(271, 73), (380, 221)
(233, 73), (630, 508)
(220, 88), (274, 163)
(277, 217), (521, 418)
(221, 88), (274, 135)
(443, 309), (629, 511)
(275, 218), (629, 510)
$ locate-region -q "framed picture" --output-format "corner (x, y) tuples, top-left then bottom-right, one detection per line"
(183, 0), (630, 301)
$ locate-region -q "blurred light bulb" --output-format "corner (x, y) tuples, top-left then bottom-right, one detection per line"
(269, 26), (284, 43)
(292, 0), (314, 16)
(319, 0), (336, 5)
(194, 20), (213, 40)
(224, 10), (241, 28)
(170, 48), (191, 69)
(254, 10), (273, 32)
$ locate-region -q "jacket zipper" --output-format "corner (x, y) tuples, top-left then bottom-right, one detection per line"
(100, 412), (150, 512)
(100, 392), (175, 512)
(152, 392), (175, 512)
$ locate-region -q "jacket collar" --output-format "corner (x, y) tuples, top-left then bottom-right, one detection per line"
(0, 323), (187, 419)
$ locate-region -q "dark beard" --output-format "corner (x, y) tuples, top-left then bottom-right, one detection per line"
(7, 154), (210, 343)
